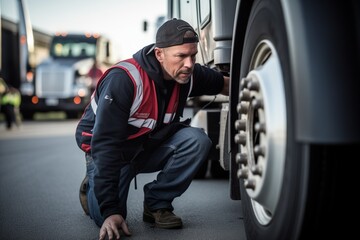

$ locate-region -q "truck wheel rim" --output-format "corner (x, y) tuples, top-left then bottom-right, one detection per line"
(235, 40), (287, 225)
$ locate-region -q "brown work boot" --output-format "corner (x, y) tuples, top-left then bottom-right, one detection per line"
(143, 203), (183, 229)
(79, 175), (89, 215)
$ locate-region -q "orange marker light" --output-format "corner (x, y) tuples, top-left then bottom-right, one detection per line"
(31, 96), (39, 104)
(74, 96), (81, 105)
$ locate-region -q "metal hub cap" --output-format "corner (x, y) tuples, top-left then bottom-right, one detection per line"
(235, 40), (287, 225)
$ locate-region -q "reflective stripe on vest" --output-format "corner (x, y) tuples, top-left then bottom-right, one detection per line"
(90, 61), (157, 134)
(119, 61), (143, 116)
(91, 61), (143, 116)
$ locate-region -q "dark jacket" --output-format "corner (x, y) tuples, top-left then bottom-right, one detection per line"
(75, 44), (224, 219)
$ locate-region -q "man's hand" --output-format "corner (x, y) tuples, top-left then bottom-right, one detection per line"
(221, 76), (230, 96)
(99, 214), (131, 240)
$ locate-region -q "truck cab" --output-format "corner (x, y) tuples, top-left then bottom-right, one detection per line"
(20, 33), (114, 119)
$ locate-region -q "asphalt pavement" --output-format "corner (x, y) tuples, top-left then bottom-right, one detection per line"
(0, 119), (246, 240)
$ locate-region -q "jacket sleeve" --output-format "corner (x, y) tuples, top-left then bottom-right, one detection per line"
(189, 64), (224, 97)
(91, 68), (134, 219)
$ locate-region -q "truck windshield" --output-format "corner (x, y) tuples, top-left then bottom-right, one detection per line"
(50, 36), (97, 58)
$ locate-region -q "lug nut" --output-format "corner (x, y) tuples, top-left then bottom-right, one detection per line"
(240, 77), (250, 90)
(255, 122), (266, 133)
(240, 89), (251, 101)
(254, 145), (265, 157)
(236, 152), (248, 164)
(244, 179), (256, 190)
(251, 98), (263, 109)
(247, 80), (260, 91)
(235, 119), (246, 131)
(234, 132), (247, 145)
(251, 165), (262, 176)
(236, 102), (249, 114)
(237, 168), (249, 179)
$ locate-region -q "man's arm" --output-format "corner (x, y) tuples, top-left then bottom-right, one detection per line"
(190, 64), (228, 97)
(91, 69), (134, 219)
(92, 69), (135, 240)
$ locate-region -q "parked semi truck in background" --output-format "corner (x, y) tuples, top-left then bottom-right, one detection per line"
(168, 0), (359, 239)
(20, 33), (114, 119)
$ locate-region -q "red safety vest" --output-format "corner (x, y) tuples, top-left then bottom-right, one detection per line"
(90, 58), (181, 139)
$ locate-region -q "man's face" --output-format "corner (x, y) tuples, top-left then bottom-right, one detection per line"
(155, 43), (198, 84)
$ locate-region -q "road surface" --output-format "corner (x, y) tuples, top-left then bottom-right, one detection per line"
(0, 119), (247, 240)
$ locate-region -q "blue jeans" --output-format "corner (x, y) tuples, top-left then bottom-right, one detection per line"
(86, 127), (212, 227)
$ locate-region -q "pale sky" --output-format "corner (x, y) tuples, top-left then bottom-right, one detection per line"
(1, 0), (167, 60)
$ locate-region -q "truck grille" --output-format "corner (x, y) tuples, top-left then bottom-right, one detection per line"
(36, 66), (73, 98)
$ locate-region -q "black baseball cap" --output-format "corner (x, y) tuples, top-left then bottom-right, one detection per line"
(155, 18), (199, 48)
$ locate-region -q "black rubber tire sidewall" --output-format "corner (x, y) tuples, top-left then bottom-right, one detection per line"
(239, 0), (308, 239)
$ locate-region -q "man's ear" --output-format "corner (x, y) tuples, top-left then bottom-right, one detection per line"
(154, 48), (163, 62)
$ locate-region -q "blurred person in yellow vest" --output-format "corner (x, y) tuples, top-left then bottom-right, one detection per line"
(0, 76), (7, 97)
(0, 73), (21, 130)
(0, 74), (9, 120)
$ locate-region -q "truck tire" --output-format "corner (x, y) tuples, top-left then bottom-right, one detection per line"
(234, 0), (353, 239)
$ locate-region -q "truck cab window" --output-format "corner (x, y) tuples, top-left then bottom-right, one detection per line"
(199, 0), (210, 26)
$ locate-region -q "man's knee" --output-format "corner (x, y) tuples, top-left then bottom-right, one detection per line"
(183, 127), (212, 151)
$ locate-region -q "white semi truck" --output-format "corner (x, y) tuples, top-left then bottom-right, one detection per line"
(20, 33), (114, 119)
(168, 0), (359, 239)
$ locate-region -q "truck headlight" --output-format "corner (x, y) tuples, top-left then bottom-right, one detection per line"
(77, 87), (87, 97)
